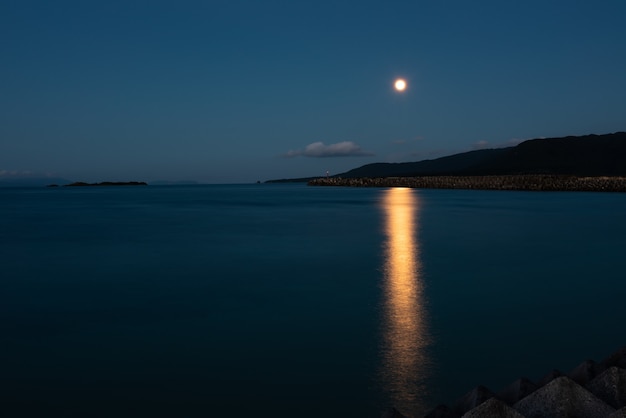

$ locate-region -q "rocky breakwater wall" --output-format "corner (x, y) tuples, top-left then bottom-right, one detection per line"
(381, 346), (626, 418)
(308, 175), (626, 192)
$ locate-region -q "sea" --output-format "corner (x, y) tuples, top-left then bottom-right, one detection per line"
(1, 183), (625, 417)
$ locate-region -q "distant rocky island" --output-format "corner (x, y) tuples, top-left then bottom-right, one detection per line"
(61, 181), (148, 187)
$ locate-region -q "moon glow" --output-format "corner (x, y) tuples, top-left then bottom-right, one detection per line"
(394, 78), (407, 92)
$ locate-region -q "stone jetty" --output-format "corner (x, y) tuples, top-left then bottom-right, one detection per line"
(384, 346), (626, 418)
(309, 175), (626, 192)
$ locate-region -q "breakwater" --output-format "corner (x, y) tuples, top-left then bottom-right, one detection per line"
(397, 346), (626, 418)
(308, 175), (626, 192)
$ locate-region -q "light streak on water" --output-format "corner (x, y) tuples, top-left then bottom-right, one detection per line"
(380, 187), (431, 417)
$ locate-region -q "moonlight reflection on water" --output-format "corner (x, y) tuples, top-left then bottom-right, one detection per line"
(380, 187), (431, 417)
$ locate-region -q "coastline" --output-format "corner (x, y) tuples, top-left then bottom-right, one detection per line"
(308, 175), (626, 192)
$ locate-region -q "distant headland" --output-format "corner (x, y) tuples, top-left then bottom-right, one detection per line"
(268, 132), (626, 192)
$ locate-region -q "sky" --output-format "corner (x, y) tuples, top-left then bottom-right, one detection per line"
(1, 0), (625, 183)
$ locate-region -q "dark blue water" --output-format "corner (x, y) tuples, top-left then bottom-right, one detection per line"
(1, 184), (625, 417)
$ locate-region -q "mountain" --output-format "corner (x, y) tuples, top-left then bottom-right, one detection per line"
(339, 148), (509, 178)
(338, 132), (626, 178)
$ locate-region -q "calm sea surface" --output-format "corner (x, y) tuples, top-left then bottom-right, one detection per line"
(1, 184), (625, 417)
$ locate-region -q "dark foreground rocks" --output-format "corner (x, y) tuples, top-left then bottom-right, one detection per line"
(392, 346), (626, 418)
(310, 175), (626, 192)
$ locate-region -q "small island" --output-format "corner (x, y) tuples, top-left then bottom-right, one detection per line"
(63, 181), (148, 187)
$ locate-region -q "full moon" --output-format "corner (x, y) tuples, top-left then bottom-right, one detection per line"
(394, 78), (407, 92)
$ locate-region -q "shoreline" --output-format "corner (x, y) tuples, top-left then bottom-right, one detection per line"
(308, 175), (626, 192)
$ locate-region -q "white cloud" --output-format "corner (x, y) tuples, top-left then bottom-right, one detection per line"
(284, 141), (373, 158)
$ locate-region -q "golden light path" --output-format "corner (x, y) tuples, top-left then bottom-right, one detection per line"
(380, 187), (430, 417)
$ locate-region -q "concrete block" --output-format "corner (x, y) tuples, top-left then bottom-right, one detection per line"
(602, 347), (626, 369)
(535, 369), (563, 388)
(497, 377), (538, 405)
(568, 359), (605, 386)
(423, 404), (460, 418)
(513, 376), (614, 418)
(461, 398), (525, 418)
(586, 367), (626, 409)
(452, 385), (495, 416)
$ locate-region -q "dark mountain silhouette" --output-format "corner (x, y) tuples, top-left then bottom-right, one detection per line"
(339, 148), (509, 178)
(338, 132), (626, 178)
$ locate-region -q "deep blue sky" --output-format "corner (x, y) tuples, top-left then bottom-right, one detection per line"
(2, 1), (625, 183)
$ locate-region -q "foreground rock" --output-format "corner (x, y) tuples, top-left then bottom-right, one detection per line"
(462, 398), (525, 418)
(513, 377), (614, 418)
(411, 346), (626, 418)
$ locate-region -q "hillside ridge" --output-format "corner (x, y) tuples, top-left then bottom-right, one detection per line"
(266, 132), (626, 182)
(340, 132), (626, 178)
